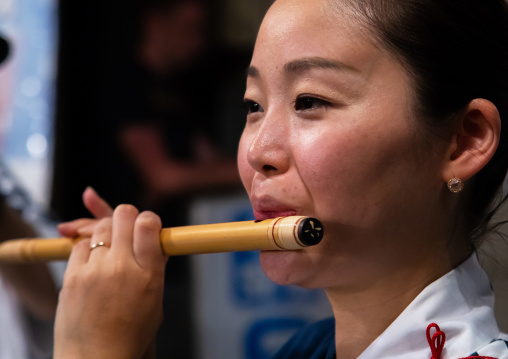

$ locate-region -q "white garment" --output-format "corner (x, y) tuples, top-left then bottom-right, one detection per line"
(359, 253), (508, 359)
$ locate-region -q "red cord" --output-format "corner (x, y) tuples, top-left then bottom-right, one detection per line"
(427, 323), (446, 359)
(426, 323), (497, 359)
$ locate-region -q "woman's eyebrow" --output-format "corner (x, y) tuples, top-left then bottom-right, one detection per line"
(246, 66), (260, 78)
(284, 57), (359, 75)
(246, 57), (359, 79)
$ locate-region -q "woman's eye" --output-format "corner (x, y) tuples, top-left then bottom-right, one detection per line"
(294, 96), (329, 111)
(244, 99), (262, 114)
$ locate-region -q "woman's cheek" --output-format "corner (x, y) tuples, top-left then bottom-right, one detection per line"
(294, 139), (344, 190)
(237, 136), (253, 193)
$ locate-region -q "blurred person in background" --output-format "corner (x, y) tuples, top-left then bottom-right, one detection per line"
(0, 34), (58, 359)
(117, 0), (240, 358)
(79, 0), (241, 357)
(116, 0), (241, 219)
(115, 2), (241, 357)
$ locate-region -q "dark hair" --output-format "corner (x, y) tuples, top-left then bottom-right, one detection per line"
(336, 0), (508, 244)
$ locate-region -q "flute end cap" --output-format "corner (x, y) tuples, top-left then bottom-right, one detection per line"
(298, 218), (324, 246)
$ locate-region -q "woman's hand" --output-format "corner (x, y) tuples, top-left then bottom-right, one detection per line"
(57, 187), (114, 238)
(54, 204), (168, 359)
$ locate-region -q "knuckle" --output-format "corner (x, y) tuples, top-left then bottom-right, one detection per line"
(62, 267), (93, 290)
(94, 217), (112, 235)
(115, 204), (139, 218)
(136, 212), (162, 232)
(142, 271), (164, 294)
(110, 260), (129, 276)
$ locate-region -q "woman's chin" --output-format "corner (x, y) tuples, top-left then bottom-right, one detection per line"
(259, 250), (312, 286)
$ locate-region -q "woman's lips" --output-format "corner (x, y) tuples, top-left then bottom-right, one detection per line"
(253, 209), (298, 221)
(251, 195), (299, 220)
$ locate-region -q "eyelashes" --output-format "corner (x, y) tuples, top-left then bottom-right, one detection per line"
(293, 95), (330, 111)
(243, 95), (331, 116)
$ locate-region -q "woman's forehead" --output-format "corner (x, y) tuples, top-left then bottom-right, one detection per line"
(257, 0), (367, 51)
(263, 0), (337, 29)
(252, 0), (387, 81)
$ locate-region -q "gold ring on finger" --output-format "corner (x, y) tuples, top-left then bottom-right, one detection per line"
(90, 241), (109, 250)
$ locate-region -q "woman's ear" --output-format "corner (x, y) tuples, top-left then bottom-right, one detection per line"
(442, 98), (501, 183)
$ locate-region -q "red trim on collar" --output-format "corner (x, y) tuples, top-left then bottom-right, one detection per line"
(426, 323), (498, 359)
(427, 323), (446, 359)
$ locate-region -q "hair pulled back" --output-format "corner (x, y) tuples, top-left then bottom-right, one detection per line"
(335, 0), (508, 243)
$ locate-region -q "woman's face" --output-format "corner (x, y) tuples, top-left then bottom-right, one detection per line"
(238, 0), (448, 290)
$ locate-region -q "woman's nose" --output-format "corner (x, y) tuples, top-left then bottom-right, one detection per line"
(246, 115), (290, 176)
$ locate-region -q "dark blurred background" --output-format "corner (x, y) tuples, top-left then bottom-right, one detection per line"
(51, 0), (271, 222)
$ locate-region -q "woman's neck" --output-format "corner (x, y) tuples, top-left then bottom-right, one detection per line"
(325, 249), (471, 359)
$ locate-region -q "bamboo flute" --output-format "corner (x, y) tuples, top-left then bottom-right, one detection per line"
(0, 216), (323, 263)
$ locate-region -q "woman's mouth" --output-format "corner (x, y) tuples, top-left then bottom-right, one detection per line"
(252, 208), (298, 221)
(253, 210), (298, 221)
(251, 196), (300, 220)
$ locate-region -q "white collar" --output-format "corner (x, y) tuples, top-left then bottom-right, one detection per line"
(358, 254), (500, 359)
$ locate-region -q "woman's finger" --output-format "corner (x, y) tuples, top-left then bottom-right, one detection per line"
(133, 211), (165, 269)
(83, 187), (113, 219)
(110, 204), (138, 255)
(76, 222), (102, 238)
(88, 217), (112, 260)
(57, 218), (96, 237)
(65, 237), (91, 274)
